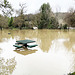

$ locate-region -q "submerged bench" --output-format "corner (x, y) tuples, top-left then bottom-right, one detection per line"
(13, 44), (38, 48)
(27, 44), (38, 48)
(15, 43), (23, 44)
(13, 45), (22, 48)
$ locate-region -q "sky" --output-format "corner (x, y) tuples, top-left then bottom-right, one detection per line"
(8, 0), (75, 14)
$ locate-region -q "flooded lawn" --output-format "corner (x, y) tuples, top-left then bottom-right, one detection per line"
(0, 29), (75, 75)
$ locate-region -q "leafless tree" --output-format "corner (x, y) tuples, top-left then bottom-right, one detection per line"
(16, 3), (27, 16)
(0, 0), (13, 17)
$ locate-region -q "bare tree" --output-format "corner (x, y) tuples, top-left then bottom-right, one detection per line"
(16, 3), (27, 16)
(13, 3), (27, 29)
(0, 0), (13, 17)
(65, 8), (75, 27)
(68, 8), (74, 13)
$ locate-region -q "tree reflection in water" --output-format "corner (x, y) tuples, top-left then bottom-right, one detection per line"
(0, 57), (16, 75)
(0, 48), (2, 54)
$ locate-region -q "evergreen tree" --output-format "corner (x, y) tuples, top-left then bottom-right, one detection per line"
(39, 3), (51, 29)
(38, 3), (58, 29)
(8, 17), (13, 28)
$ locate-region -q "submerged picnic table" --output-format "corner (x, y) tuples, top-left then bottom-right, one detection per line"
(16, 40), (35, 44)
(13, 40), (38, 48)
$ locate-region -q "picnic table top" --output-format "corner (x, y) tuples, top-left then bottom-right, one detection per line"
(16, 40), (35, 44)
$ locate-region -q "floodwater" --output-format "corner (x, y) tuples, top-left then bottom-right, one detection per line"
(0, 29), (75, 75)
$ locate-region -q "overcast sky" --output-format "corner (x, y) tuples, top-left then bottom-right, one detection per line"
(8, 0), (75, 14)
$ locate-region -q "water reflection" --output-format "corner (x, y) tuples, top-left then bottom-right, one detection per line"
(0, 48), (2, 54)
(0, 57), (16, 75)
(0, 29), (75, 75)
(0, 30), (12, 42)
(64, 32), (75, 51)
(37, 30), (59, 52)
(14, 49), (37, 56)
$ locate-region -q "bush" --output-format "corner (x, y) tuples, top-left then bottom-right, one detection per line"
(63, 24), (68, 29)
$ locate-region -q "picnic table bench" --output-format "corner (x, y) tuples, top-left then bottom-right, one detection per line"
(13, 45), (22, 48)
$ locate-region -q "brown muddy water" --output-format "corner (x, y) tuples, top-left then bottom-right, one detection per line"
(0, 29), (75, 75)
